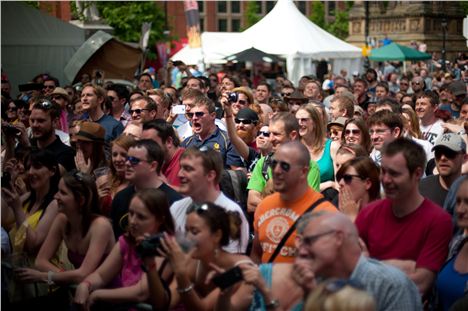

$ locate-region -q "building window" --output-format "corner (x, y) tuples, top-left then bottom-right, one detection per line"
(232, 19), (241, 31)
(231, 1), (240, 13)
(297, 1), (307, 15)
(328, 1), (336, 16)
(218, 18), (227, 31)
(217, 1), (227, 13)
(200, 17), (204, 32)
(266, 1), (275, 13)
(197, 1), (204, 13)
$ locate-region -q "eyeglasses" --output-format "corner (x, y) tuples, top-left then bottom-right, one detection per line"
(235, 118), (256, 125)
(369, 128), (391, 136)
(330, 130), (340, 136)
(270, 159), (297, 172)
(281, 92), (292, 97)
(7, 106), (17, 111)
(297, 230), (336, 247)
(186, 111), (205, 119)
(126, 156), (148, 166)
(257, 131), (270, 138)
(435, 148), (459, 160)
(337, 174), (363, 184)
(129, 108), (149, 115)
(345, 129), (361, 136)
(43, 85), (55, 90)
(236, 99), (247, 106)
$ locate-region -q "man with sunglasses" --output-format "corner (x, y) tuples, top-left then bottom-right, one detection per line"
(293, 211), (422, 311)
(42, 76), (59, 96)
(129, 95), (157, 124)
(419, 133), (467, 207)
(356, 138), (453, 295)
(110, 139), (182, 238)
(250, 141), (335, 264)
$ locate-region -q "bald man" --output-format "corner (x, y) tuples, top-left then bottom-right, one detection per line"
(293, 211), (422, 311)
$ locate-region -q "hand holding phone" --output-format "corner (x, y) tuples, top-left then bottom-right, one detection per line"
(172, 105), (186, 115)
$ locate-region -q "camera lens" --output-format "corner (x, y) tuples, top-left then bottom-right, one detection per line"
(228, 92), (238, 103)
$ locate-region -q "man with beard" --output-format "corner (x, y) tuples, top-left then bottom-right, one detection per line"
(110, 139), (182, 238)
(181, 95), (243, 169)
(353, 78), (370, 110)
(141, 119), (185, 188)
(170, 147), (249, 253)
(365, 68), (378, 95)
(234, 108), (259, 149)
(411, 76), (425, 99)
(419, 133), (467, 206)
(250, 141), (336, 263)
(355, 138), (453, 295)
(29, 100), (75, 172)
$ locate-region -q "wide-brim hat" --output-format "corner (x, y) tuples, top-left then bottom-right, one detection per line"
(73, 121), (105, 143)
(51, 87), (70, 103)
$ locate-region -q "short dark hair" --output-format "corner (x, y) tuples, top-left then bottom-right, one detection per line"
(376, 81), (389, 93)
(377, 97), (401, 113)
(142, 119), (180, 147)
(130, 95), (157, 112)
(353, 78), (368, 89)
(381, 137), (426, 175)
(44, 76), (60, 87)
(270, 112), (299, 138)
(32, 99), (61, 119)
(181, 148), (223, 184)
(139, 73), (153, 82)
(134, 139), (165, 174)
(416, 90), (439, 107)
(367, 110), (403, 132)
(257, 81), (271, 93)
(108, 84), (129, 102)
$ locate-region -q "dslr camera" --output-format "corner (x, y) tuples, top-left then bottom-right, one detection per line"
(136, 233), (164, 258)
(227, 92), (238, 103)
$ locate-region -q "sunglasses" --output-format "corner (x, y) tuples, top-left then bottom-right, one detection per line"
(235, 118), (256, 125)
(338, 174), (363, 184)
(411, 82), (421, 85)
(126, 156), (148, 166)
(37, 101), (53, 110)
(129, 108), (149, 114)
(43, 85), (55, 90)
(187, 202), (211, 214)
(236, 99), (247, 105)
(257, 131), (270, 137)
(330, 130), (340, 136)
(270, 159), (294, 172)
(7, 106), (17, 111)
(435, 148), (459, 160)
(345, 129), (360, 136)
(281, 92), (292, 97)
(186, 111), (205, 118)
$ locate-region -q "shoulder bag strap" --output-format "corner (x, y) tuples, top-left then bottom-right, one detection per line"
(268, 197), (328, 263)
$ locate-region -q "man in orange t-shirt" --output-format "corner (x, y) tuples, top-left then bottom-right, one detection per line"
(251, 141), (337, 264)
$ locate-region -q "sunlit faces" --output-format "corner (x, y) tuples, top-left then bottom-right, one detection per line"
(337, 166), (370, 203)
(128, 196), (160, 239)
(303, 81), (321, 99)
(455, 180), (468, 229)
(29, 109), (55, 140)
(81, 86), (102, 112)
(328, 126), (343, 142)
(112, 144), (129, 175)
(334, 153), (355, 176)
(130, 99), (151, 122)
(185, 212), (219, 259)
(375, 86), (388, 99)
(459, 104), (468, 122)
(353, 81), (367, 97)
(271, 147), (307, 193)
(268, 120), (289, 152)
(329, 100), (343, 120)
(256, 125), (272, 152)
(434, 147), (465, 178)
(415, 97), (435, 122)
(138, 75), (153, 91)
(295, 109), (313, 138)
(255, 85), (269, 103)
(190, 105), (215, 138)
(232, 93), (250, 116)
(380, 152), (419, 200)
(220, 77), (235, 92)
(178, 155), (211, 197)
(344, 123), (362, 145)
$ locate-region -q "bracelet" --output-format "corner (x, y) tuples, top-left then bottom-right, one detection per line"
(47, 271), (54, 286)
(141, 262), (157, 273)
(457, 129), (466, 136)
(176, 283), (194, 294)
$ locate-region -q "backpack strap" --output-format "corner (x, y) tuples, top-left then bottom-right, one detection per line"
(268, 197), (328, 263)
(227, 170), (242, 204)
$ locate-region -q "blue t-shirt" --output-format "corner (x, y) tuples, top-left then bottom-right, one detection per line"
(436, 256), (468, 311)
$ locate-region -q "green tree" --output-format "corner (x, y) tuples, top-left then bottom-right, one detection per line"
(326, 10), (349, 40)
(309, 1), (326, 29)
(243, 1), (261, 31)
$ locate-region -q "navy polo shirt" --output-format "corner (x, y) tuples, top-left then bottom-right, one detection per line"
(181, 126), (243, 168)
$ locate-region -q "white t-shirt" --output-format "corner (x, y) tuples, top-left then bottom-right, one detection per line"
(170, 192), (249, 254)
(420, 119), (444, 145)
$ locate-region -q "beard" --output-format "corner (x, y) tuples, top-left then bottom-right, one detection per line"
(237, 129), (255, 144)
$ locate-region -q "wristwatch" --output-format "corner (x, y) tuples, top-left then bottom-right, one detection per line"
(265, 299), (280, 309)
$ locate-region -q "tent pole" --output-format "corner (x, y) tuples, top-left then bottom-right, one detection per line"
(403, 61), (406, 74)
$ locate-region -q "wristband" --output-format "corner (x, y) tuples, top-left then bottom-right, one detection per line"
(47, 271), (54, 285)
(177, 283), (194, 294)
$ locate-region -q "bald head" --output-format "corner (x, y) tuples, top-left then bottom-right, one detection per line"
(298, 211), (358, 239)
(279, 141), (310, 168)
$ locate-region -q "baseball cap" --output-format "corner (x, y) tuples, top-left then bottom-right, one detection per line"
(236, 108), (259, 122)
(327, 117), (348, 130)
(448, 80), (466, 97)
(432, 133), (466, 153)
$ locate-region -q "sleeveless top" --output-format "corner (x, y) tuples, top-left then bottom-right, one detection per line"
(119, 235), (143, 287)
(9, 200), (43, 253)
(249, 264), (303, 311)
(316, 139), (334, 183)
(436, 255), (468, 310)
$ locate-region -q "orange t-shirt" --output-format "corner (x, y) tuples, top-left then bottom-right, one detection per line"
(254, 187), (337, 263)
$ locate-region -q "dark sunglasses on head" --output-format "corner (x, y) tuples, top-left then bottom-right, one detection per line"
(187, 202), (210, 214)
(37, 101), (53, 110)
(235, 118), (256, 125)
(338, 174), (363, 184)
(270, 159), (292, 172)
(434, 148), (459, 160)
(129, 108), (149, 114)
(345, 129), (360, 136)
(257, 131), (270, 138)
(186, 111), (205, 118)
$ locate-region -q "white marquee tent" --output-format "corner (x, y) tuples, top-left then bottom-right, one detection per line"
(172, 0), (362, 85)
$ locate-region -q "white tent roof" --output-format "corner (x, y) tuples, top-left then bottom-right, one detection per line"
(227, 0), (361, 59)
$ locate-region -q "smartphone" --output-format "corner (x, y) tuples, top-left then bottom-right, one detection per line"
(172, 105), (186, 115)
(212, 266), (243, 290)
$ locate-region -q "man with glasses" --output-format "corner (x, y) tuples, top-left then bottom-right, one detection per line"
(129, 95), (157, 124)
(181, 95), (242, 169)
(367, 110), (403, 166)
(356, 138), (453, 295)
(110, 139), (182, 238)
(107, 84), (131, 128)
(250, 141), (335, 264)
(419, 133), (467, 206)
(42, 76), (59, 96)
(416, 90), (443, 145)
(293, 211), (422, 311)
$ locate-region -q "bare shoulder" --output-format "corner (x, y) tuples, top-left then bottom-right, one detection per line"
(89, 216), (113, 232)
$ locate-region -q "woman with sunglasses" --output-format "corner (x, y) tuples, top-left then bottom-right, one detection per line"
(2, 150), (61, 303)
(74, 188), (175, 310)
(146, 202), (253, 311)
(14, 171), (115, 308)
(336, 157), (380, 222)
(295, 104), (339, 189)
(341, 118), (372, 154)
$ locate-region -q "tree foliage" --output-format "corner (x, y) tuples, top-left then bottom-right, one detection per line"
(309, 1), (352, 40)
(309, 1), (326, 29)
(243, 1), (261, 31)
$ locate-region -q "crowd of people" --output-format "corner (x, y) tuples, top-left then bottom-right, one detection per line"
(1, 54), (468, 311)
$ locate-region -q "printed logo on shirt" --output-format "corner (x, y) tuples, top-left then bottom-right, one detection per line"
(258, 207), (301, 227)
(213, 143), (220, 151)
(266, 217), (289, 243)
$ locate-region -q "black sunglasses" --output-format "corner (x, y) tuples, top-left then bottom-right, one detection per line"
(270, 159), (293, 172)
(126, 156), (147, 166)
(435, 148), (459, 160)
(43, 85), (55, 89)
(187, 202), (210, 214)
(129, 108), (149, 114)
(236, 99), (247, 105)
(338, 174), (363, 184)
(257, 131), (270, 138)
(235, 118), (256, 125)
(186, 111), (205, 118)
(345, 129), (360, 136)
(37, 101), (53, 110)
(281, 92), (292, 97)
(7, 106), (17, 111)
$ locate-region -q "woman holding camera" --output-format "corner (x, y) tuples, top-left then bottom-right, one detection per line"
(146, 202), (253, 311)
(74, 188), (175, 310)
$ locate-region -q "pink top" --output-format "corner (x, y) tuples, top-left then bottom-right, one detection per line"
(118, 236), (143, 287)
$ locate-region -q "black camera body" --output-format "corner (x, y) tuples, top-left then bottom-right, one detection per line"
(2, 124), (20, 136)
(136, 233), (164, 258)
(212, 266), (243, 290)
(228, 92), (238, 103)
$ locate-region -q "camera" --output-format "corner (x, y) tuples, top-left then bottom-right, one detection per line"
(212, 266), (243, 290)
(228, 92), (238, 103)
(136, 233), (164, 258)
(2, 124), (20, 136)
